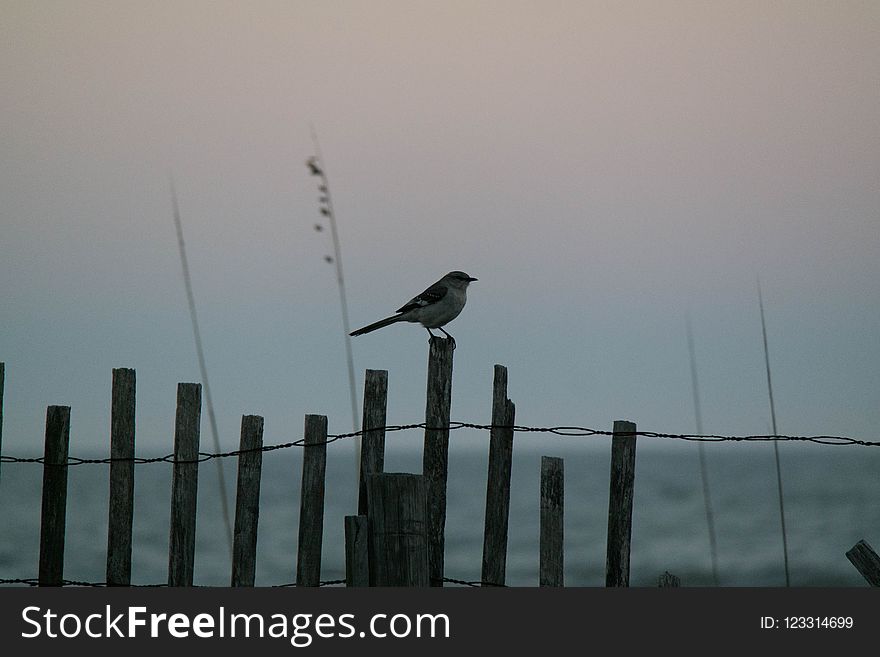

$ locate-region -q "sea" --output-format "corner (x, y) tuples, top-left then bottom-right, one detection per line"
(1, 435), (878, 587)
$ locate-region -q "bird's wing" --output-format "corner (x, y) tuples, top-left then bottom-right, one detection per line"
(396, 280), (448, 313)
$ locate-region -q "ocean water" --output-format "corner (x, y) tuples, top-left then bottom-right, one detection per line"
(1, 434), (878, 587)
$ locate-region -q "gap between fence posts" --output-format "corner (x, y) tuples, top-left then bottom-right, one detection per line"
(606, 419), (637, 587)
(344, 515), (369, 587)
(38, 405), (71, 587)
(846, 539), (880, 586)
(423, 337), (454, 587)
(540, 455), (564, 587)
(297, 414), (327, 587)
(107, 368), (136, 586)
(358, 369), (387, 516)
(168, 383), (201, 587)
(231, 414), (264, 587)
(482, 364), (515, 586)
(366, 473), (428, 586)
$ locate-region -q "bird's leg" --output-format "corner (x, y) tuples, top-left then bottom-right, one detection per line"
(425, 327), (438, 342)
(438, 327), (456, 348)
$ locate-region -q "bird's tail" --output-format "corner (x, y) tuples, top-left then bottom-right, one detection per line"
(350, 314), (404, 337)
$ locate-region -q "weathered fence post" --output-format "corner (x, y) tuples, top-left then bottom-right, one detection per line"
(482, 364), (515, 586)
(423, 337), (454, 586)
(297, 414), (327, 587)
(168, 383), (201, 587)
(540, 455), (564, 587)
(106, 368), (136, 586)
(846, 539), (880, 586)
(366, 473), (428, 586)
(344, 515), (370, 587)
(231, 414), (264, 587)
(358, 369), (388, 516)
(38, 405), (71, 586)
(606, 419), (638, 587)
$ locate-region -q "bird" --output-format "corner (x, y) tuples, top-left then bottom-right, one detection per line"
(350, 271), (477, 346)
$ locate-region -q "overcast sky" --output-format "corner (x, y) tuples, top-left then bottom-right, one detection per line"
(1, 1), (878, 461)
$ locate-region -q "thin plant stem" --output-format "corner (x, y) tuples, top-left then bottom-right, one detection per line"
(170, 179), (234, 560)
(686, 315), (720, 586)
(758, 279), (790, 587)
(307, 129), (360, 441)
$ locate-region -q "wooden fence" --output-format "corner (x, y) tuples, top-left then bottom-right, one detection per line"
(1, 350), (878, 587)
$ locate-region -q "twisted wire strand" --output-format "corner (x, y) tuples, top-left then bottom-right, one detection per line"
(1, 421), (877, 467)
(0, 576), (499, 588)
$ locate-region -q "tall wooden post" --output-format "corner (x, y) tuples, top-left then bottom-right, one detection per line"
(107, 368), (136, 586)
(366, 473), (428, 586)
(38, 405), (71, 586)
(606, 420), (638, 587)
(423, 337), (455, 586)
(297, 414), (327, 587)
(168, 383), (201, 587)
(482, 364), (515, 586)
(358, 369), (388, 515)
(231, 414), (264, 587)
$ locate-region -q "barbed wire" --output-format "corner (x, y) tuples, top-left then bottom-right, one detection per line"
(435, 576), (505, 588)
(1, 421), (877, 467)
(0, 578), (106, 587)
(0, 578), (347, 588)
(0, 576), (493, 588)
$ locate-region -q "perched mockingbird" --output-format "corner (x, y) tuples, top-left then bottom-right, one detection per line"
(350, 271), (477, 345)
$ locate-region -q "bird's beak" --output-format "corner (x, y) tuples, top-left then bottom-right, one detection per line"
(468, 276), (478, 282)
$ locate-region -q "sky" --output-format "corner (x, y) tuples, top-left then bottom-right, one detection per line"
(1, 1), (878, 465)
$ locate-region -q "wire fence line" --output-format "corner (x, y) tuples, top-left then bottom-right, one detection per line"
(0, 577), (346, 588)
(1, 421), (877, 467)
(0, 576), (495, 588)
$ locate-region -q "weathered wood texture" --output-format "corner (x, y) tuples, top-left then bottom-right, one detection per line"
(297, 414), (328, 587)
(106, 368), (136, 586)
(38, 405), (71, 586)
(168, 383), (201, 587)
(540, 455), (564, 587)
(358, 369), (388, 516)
(606, 420), (638, 587)
(423, 337), (455, 586)
(231, 414), (264, 587)
(846, 539), (880, 587)
(482, 364), (515, 586)
(366, 473), (429, 586)
(344, 515), (370, 587)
